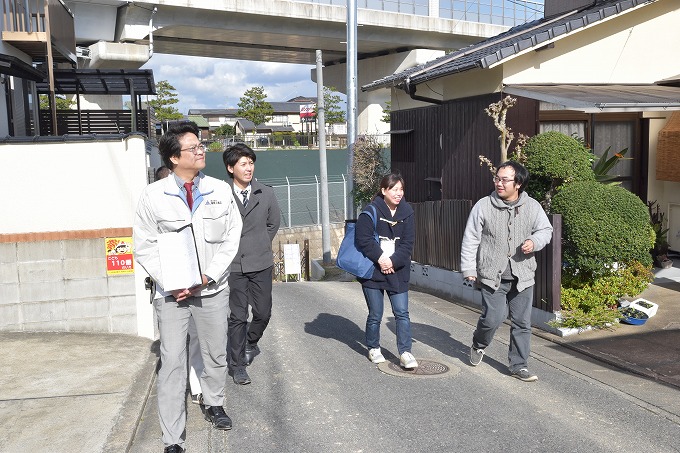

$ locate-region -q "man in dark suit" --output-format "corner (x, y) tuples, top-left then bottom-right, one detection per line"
(223, 143), (281, 385)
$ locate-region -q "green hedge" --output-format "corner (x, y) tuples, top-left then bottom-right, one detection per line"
(520, 131), (594, 204)
(551, 180), (654, 279)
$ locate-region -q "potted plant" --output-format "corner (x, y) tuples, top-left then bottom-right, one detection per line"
(648, 200), (672, 269)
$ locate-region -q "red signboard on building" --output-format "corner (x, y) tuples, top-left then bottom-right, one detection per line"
(299, 104), (316, 122)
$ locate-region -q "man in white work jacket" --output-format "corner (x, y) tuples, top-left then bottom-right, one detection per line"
(134, 122), (242, 453)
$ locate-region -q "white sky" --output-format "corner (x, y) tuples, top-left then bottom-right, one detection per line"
(140, 54), (325, 114)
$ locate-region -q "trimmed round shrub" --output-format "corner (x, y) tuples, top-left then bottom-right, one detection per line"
(521, 131), (595, 204)
(551, 180), (654, 279)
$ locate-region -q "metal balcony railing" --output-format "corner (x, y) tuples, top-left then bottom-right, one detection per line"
(38, 109), (153, 136)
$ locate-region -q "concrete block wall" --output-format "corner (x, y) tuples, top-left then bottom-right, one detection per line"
(0, 238), (138, 334)
(274, 223), (345, 260)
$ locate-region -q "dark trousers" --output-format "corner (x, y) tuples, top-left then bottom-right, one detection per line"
(227, 266), (273, 369)
(472, 280), (534, 372)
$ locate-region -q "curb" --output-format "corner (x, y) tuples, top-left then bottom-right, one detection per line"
(532, 329), (680, 391)
(103, 340), (160, 453)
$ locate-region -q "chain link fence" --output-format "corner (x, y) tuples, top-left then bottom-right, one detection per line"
(259, 175), (348, 227)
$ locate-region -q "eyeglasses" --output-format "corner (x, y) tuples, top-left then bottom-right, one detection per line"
(493, 176), (515, 185)
(180, 143), (206, 154)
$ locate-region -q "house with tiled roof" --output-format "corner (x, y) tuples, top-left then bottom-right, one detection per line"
(363, 0), (680, 252)
(188, 96), (319, 136)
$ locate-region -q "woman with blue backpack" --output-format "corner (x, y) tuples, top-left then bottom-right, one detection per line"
(355, 172), (417, 369)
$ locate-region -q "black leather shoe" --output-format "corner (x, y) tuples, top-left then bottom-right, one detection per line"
(232, 367), (251, 385)
(205, 405), (233, 430)
(245, 343), (260, 365)
(164, 444), (184, 453)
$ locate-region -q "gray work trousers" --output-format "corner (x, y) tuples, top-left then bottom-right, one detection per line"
(155, 289), (229, 447)
(472, 280), (533, 372)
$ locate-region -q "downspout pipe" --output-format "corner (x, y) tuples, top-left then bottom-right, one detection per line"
(403, 77), (442, 105)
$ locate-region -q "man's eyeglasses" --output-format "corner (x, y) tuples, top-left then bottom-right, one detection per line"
(493, 176), (515, 185)
(180, 143), (206, 154)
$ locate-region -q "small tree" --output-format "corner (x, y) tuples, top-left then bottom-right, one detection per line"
(39, 94), (74, 110)
(148, 80), (183, 122)
(237, 86), (273, 133)
(381, 101), (391, 123)
(214, 123), (235, 136)
(485, 96), (529, 163)
(479, 95), (528, 176)
(316, 86), (345, 126)
(351, 135), (389, 208)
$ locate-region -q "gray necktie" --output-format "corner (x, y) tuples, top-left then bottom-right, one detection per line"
(241, 189), (248, 208)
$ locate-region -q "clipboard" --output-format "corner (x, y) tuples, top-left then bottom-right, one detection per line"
(157, 223), (203, 291)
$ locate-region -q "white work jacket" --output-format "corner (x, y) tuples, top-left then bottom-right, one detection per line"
(133, 172), (243, 298)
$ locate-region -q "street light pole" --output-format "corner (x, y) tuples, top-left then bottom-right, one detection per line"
(346, 0), (357, 218)
(316, 50), (331, 264)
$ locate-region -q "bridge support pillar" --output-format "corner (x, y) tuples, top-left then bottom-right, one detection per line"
(313, 49), (444, 135)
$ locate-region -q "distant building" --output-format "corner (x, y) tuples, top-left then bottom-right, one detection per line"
(188, 96), (324, 135)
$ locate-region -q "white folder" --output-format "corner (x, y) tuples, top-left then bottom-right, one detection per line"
(157, 224), (202, 291)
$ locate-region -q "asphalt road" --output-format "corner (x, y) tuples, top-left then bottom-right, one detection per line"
(129, 280), (680, 452)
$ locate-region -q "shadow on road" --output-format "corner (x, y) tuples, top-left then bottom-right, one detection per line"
(304, 313), (367, 359)
(385, 319), (511, 374)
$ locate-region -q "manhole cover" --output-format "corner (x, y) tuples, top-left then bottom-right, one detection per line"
(377, 358), (460, 378)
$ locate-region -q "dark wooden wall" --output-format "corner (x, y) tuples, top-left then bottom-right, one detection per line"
(391, 93), (539, 203)
(389, 104), (441, 203)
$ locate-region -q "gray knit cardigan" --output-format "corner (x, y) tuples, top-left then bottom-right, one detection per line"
(460, 191), (553, 292)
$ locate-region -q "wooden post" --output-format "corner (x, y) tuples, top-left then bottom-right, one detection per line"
(304, 239), (310, 281)
(44, 0), (57, 135)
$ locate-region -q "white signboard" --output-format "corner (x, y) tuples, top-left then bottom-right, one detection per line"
(283, 243), (301, 281)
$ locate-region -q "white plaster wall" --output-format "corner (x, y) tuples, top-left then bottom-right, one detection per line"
(440, 66), (503, 100)
(1, 137), (148, 234)
(0, 136), (155, 339)
(503, 1), (680, 84)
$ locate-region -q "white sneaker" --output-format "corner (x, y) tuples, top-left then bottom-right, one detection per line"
(368, 348), (386, 363)
(400, 352), (418, 369)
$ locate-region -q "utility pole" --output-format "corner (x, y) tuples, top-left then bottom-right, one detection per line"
(316, 50), (331, 264)
(346, 0), (357, 218)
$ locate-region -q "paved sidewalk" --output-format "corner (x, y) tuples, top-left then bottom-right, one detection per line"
(0, 332), (157, 453)
(0, 260), (678, 452)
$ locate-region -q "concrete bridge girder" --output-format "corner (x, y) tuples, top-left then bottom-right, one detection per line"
(108, 0), (504, 66)
(65, 0), (506, 126)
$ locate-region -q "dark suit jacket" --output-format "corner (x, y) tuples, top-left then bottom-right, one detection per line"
(228, 179), (281, 273)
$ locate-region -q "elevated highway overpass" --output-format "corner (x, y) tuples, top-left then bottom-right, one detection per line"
(64, 0), (516, 132)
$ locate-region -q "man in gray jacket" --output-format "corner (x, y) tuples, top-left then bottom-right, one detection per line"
(223, 143), (281, 385)
(461, 161), (553, 382)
